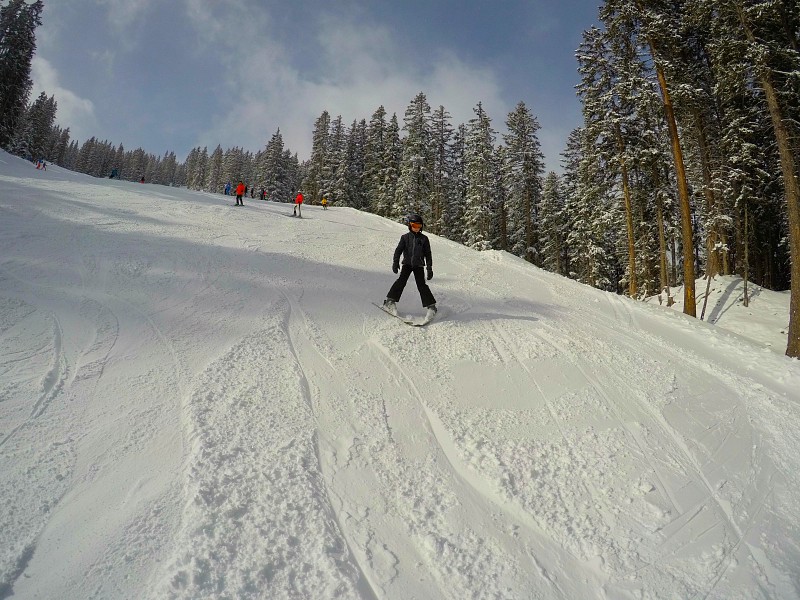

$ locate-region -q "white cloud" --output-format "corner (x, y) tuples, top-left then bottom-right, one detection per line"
(32, 57), (97, 142)
(184, 2), (507, 161)
(95, 0), (155, 31)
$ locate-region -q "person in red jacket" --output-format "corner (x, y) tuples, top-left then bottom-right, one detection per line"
(235, 181), (245, 206)
(293, 191), (304, 217)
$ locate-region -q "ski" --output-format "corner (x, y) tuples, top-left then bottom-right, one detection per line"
(372, 302), (436, 327)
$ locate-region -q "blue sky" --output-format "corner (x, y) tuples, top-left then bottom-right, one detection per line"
(31, 0), (601, 173)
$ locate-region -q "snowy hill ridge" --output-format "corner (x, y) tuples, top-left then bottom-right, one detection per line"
(1, 149), (799, 599)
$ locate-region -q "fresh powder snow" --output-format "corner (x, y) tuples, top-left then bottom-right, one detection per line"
(1, 150), (799, 599)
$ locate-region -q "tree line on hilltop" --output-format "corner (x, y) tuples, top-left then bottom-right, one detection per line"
(1, 0), (799, 355)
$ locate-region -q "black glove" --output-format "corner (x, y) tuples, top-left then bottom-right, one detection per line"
(427, 267), (433, 280)
(392, 263), (399, 274)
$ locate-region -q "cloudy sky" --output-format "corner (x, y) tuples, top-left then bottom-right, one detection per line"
(31, 0), (601, 173)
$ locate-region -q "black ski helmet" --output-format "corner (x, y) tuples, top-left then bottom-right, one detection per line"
(404, 213), (424, 230)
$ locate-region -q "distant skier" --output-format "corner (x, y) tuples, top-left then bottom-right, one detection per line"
(224, 182), (231, 195)
(321, 196), (328, 210)
(293, 191), (304, 217)
(235, 181), (245, 206)
(383, 214), (436, 320)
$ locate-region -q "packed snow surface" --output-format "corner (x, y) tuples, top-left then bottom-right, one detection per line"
(1, 151), (799, 599)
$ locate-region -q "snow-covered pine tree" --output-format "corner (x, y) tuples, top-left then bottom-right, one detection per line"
(173, 158), (187, 188)
(364, 106), (388, 213)
(332, 119), (363, 208)
(283, 150), (301, 201)
(159, 151), (178, 186)
(31, 92), (56, 160)
(396, 92), (433, 220)
(675, 24), (733, 281)
(0, 0), (42, 150)
(325, 116), (345, 205)
(255, 129), (288, 201)
(302, 111), (331, 204)
(717, 0), (800, 356)
(489, 145), (509, 251)
(129, 147), (148, 182)
(429, 105), (455, 235)
(98, 141), (117, 179)
(577, 24), (641, 296)
(112, 144), (125, 178)
(540, 171), (568, 276)
(184, 147), (201, 189)
(375, 113), (401, 218)
(206, 145), (224, 193)
(443, 123), (468, 244)
(503, 101), (545, 264)
(350, 119), (368, 210)
(221, 147), (246, 190)
(463, 102), (496, 251)
(190, 147), (209, 191)
(46, 125), (70, 165)
(76, 137), (96, 175)
(562, 127), (618, 290)
(9, 91), (56, 161)
(63, 140), (79, 171)
(628, 0), (697, 313)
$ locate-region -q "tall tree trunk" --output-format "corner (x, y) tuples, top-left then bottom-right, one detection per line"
(737, 4), (800, 356)
(639, 26), (696, 315)
(656, 185), (674, 306)
(615, 123), (638, 297)
(743, 201), (750, 308)
(657, 61), (696, 315)
(671, 234), (677, 286)
(525, 189), (534, 264)
(634, 0), (696, 315)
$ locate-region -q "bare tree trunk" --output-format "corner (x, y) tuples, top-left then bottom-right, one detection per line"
(671, 234), (677, 286)
(640, 28), (697, 315)
(700, 273), (714, 320)
(615, 123), (638, 297)
(655, 171), (674, 306)
(737, 4), (800, 356)
(525, 189), (534, 264)
(743, 201), (750, 308)
(660, 201), (675, 307)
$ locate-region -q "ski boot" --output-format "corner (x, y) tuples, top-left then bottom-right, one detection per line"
(424, 304), (437, 322)
(383, 298), (398, 316)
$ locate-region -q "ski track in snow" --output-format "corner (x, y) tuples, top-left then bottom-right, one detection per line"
(479, 256), (796, 599)
(1, 157), (799, 599)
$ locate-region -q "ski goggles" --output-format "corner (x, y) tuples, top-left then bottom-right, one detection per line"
(409, 222), (422, 231)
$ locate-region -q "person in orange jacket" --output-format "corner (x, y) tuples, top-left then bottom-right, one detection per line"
(235, 181), (245, 206)
(293, 191), (304, 217)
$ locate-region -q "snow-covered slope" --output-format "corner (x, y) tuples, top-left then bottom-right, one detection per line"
(648, 275), (792, 354)
(1, 150), (799, 599)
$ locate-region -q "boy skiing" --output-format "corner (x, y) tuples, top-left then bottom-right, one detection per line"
(383, 214), (437, 321)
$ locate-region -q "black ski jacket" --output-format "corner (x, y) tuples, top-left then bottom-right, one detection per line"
(393, 231), (432, 268)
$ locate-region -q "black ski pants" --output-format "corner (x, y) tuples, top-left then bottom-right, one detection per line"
(387, 265), (436, 307)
